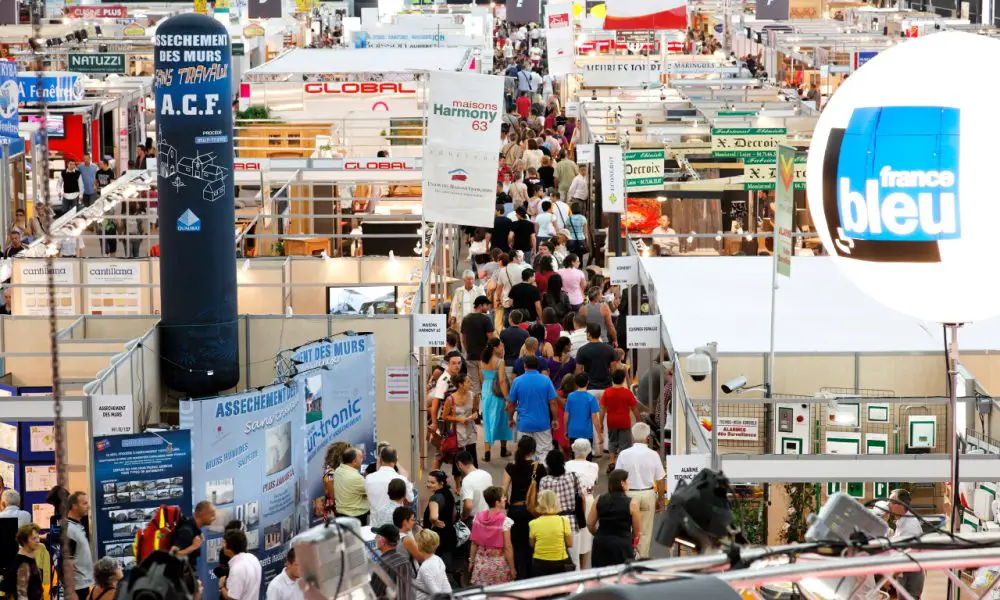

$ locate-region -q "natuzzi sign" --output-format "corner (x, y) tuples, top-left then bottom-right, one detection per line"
(234, 157), (421, 171)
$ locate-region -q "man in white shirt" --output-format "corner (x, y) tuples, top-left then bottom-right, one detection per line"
(888, 488), (925, 597)
(456, 451), (493, 519)
(567, 168), (589, 202)
(221, 529), (262, 600)
(560, 313), (590, 359)
(651, 215), (680, 256)
(615, 422), (665, 559)
(365, 445), (415, 514)
(448, 270), (486, 328)
(0, 490), (32, 527)
(265, 548), (303, 600)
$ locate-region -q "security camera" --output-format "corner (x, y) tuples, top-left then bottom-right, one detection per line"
(685, 352), (712, 382)
(721, 376), (748, 394)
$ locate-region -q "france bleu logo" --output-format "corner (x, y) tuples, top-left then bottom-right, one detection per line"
(830, 106), (959, 260)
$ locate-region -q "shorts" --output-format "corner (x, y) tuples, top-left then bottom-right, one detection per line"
(467, 361), (482, 396)
(607, 428), (632, 455)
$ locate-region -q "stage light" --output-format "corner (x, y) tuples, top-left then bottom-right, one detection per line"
(656, 468), (738, 552)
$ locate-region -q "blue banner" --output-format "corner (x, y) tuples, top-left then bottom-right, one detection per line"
(0, 62), (18, 139)
(181, 382), (305, 600)
(154, 14), (238, 395)
(92, 431), (193, 571)
(17, 72), (84, 103)
(292, 335), (377, 525)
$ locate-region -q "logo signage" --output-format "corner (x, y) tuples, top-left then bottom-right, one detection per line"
(0, 62), (18, 139)
(68, 53), (126, 75)
(67, 5), (127, 18)
(243, 23), (265, 37)
(303, 82), (417, 95)
(177, 209), (201, 232)
(712, 127), (787, 158)
(122, 21), (145, 36)
(233, 157), (420, 172)
(582, 61), (661, 87)
(248, 0), (282, 19)
(624, 148), (664, 191)
(599, 144), (625, 213)
(826, 106), (959, 260)
(666, 60), (740, 75)
(16, 73), (85, 103)
(854, 50), (878, 71)
(774, 145), (796, 278)
(743, 154), (806, 190)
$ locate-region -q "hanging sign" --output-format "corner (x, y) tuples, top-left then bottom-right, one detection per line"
(625, 315), (660, 349)
(609, 255), (638, 285)
(68, 53), (126, 75)
(743, 155), (806, 190)
(17, 73), (85, 103)
(625, 148), (664, 191)
(67, 5), (127, 18)
(91, 395), (135, 436)
(773, 144), (796, 278)
(600, 144), (625, 213)
(667, 454), (710, 496)
(244, 22), (265, 37)
(122, 21), (146, 36)
(413, 314), (447, 347)
(582, 60), (661, 87)
(715, 417), (760, 441)
(0, 62), (18, 140)
(712, 127), (787, 158)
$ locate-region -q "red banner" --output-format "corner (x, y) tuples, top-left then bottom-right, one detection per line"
(66, 5), (127, 19)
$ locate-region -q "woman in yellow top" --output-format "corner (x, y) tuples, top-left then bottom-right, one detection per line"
(528, 490), (573, 576)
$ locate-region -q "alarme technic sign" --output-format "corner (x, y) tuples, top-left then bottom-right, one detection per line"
(302, 82), (417, 95)
(806, 31), (1000, 324)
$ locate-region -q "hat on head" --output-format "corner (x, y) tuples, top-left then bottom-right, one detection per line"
(556, 228), (570, 238)
(372, 524), (400, 544)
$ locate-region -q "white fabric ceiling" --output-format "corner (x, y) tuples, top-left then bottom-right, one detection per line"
(639, 256), (1000, 354)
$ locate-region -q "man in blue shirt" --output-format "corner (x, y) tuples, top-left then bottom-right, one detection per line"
(79, 154), (99, 206)
(507, 355), (559, 455)
(564, 373), (602, 458)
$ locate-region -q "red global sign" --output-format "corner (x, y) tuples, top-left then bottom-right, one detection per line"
(303, 82), (417, 95)
(344, 160), (414, 170)
(67, 5), (128, 18)
(234, 161), (264, 171)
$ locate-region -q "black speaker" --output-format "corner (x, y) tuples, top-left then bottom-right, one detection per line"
(0, 517), (18, 564)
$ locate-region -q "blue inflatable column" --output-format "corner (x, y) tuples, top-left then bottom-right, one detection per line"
(154, 15), (239, 396)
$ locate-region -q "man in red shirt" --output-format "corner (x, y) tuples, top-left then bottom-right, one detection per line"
(600, 369), (642, 470)
(516, 92), (531, 120)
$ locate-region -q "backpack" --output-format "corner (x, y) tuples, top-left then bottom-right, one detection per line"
(134, 505), (184, 563)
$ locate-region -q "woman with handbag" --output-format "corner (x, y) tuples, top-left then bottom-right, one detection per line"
(538, 449), (586, 569)
(481, 339), (513, 463)
(423, 471), (459, 576)
(441, 374), (479, 486)
(502, 436), (547, 580)
(529, 490), (574, 576)
(565, 202), (590, 262)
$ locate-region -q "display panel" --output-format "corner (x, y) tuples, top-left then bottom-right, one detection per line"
(326, 285), (397, 315)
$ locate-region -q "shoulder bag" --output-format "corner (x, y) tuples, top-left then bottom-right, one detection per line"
(571, 473), (586, 527)
(526, 463), (540, 516)
(491, 360), (505, 397)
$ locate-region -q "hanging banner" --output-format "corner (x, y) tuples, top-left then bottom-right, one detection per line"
(624, 148), (664, 191)
(68, 53), (127, 75)
(85, 260), (142, 315)
(16, 72), (84, 103)
(90, 394), (135, 436)
(66, 5), (127, 18)
(295, 336), (377, 525)
(742, 155), (806, 190)
(756, 0), (790, 20)
(603, 0), (686, 30)
(545, 3), (574, 76)
(424, 71), (504, 228)
(774, 144), (796, 278)
(92, 430), (192, 571)
(181, 383), (305, 600)
(0, 61), (19, 141)
(506, 0), (540, 23)
(599, 144), (625, 214)
(581, 60), (662, 87)
(248, 0), (282, 19)
(711, 127), (787, 158)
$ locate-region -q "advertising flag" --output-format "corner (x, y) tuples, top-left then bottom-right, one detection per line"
(424, 71), (504, 228)
(756, 0), (790, 20)
(506, 0), (540, 23)
(545, 3), (574, 76)
(603, 0), (686, 30)
(774, 144), (795, 277)
(599, 144), (625, 213)
(181, 383), (305, 600)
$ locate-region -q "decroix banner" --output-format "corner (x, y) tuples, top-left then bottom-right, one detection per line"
(756, 0), (790, 20)
(506, 0), (540, 23)
(181, 383), (305, 599)
(154, 15), (238, 395)
(293, 336), (377, 525)
(424, 71), (504, 228)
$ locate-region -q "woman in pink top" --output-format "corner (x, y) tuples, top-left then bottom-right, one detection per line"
(557, 253), (587, 310)
(469, 486), (516, 584)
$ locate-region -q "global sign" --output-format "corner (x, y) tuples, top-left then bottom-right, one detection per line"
(17, 73), (85, 103)
(68, 53), (126, 75)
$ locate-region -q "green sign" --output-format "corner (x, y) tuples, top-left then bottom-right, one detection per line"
(718, 110), (757, 117)
(711, 127), (787, 158)
(873, 482), (890, 500)
(826, 481), (842, 495)
(773, 145), (796, 278)
(232, 42), (245, 57)
(847, 482), (866, 498)
(624, 148), (664, 191)
(68, 53), (126, 75)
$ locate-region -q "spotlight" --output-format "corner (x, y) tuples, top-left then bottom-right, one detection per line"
(656, 468), (740, 552)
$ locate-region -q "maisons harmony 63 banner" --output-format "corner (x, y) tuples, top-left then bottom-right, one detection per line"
(423, 71), (504, 228)
(290, 334), (377, 525)
(180, 383), (305, 600)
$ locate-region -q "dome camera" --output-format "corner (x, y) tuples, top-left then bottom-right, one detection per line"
(685, 352), (712, 382)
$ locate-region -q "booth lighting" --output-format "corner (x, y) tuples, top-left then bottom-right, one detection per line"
(657, 196), (666, 203)
(242, 259), (250, 272)
(715, 231), (722, 242)
(687, 233), (695, 244)
(388, 250), (396, 261)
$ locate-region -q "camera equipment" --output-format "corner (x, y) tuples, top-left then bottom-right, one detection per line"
(656, 468), (739, 552)
(116, 551), (197, 600)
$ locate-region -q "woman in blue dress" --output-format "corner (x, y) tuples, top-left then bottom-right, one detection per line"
(480, 338), (513, 462)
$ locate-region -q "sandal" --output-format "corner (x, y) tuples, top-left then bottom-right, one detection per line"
(483, 451), (491, 463)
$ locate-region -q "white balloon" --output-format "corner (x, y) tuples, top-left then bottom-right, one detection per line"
(806, 32), (1000, 324)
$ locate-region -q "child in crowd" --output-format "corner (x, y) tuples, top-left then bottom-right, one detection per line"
(599, 369), (641, 472)
(563, 373), (601, 460)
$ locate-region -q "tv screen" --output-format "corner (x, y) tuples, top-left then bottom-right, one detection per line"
(327, 285), (397, 316)
(28, 115), (64, 137)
